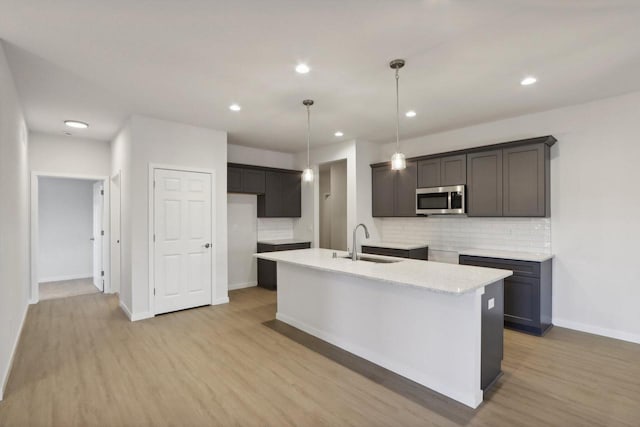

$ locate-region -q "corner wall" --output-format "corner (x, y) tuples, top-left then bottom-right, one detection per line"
(0, 40), (30, 400)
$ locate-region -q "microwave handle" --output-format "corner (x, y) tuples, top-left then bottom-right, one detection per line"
(448, 191), (452, 210)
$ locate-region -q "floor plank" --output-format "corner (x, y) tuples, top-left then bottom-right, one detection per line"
(0, 287), (639, 426)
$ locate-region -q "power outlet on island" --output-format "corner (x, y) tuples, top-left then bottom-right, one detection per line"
(488, 298), (495, 310)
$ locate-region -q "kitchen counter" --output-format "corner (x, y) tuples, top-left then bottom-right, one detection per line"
(362, 241), (428, 250)
(255, 248), (512, 295)
(260, 248), (509, 408)
(458, 248), (554, 262)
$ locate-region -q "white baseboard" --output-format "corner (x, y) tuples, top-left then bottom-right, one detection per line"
(119, 300), (153, 322)
(39, 273), (93, 283)
(1, 301), (29, 401)
(554, 318), (640, 344)
(212, 296), (230, 305)
(228, 281), (257, 291)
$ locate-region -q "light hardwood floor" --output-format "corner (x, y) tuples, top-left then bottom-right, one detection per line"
(1, 287), (639, 426)
(39, 278), (99, 301)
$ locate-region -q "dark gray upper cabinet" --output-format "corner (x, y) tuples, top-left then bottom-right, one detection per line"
(371, 161), (417, 217)
(372, 165), (395, 217)
(441, 154), (467, 186)
(418, 155), (466, 188)
(242, 168), (266, 194)
(227, 167), (243, 193)
(258, 171), (301, 218)
(467, 150), (503, 217)
(395, 161), (418, 216)
(503, 143), (549, 217)
(417, 158), (441, 188)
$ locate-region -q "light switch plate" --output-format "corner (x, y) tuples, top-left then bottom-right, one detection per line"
(488, 298), (495, 310)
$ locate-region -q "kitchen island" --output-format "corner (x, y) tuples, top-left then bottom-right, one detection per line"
(255, 248), (513, 408)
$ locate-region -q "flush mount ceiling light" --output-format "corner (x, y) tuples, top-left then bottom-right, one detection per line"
(295, 63), (310, 74)
(302, 99), (314, 182)
(229, 103), (242, 111)
(334, 131), (344, 137)
(389, 59), (407, 170)
(521, 76), (537, 86)
(64, 120), (89, 129)
(405, 110), (417, 118)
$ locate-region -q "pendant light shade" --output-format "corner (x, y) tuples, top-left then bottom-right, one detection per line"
(302, 99), (314, 182)
(389, 59), (407, 170)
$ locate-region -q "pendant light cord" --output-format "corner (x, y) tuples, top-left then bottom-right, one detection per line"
(306, 105), (311, 167)
(395, 68), (400, 151)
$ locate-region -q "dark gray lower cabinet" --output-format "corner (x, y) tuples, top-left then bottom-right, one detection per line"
(459, 255), (553, 336)
(257, 241), (311, 290)
(361, 245), (428, 260)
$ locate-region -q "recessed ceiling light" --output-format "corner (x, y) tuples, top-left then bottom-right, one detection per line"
(64, 120), (89, 129)
(229, 103), (241, 111)
(295, 63), (310, 74)
(334, 131), (344, 137)
(521, 76), (537, 86)
(405, 110), (417, 118)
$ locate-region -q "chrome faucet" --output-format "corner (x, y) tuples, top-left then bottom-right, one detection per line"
(351, 223), (370, 261)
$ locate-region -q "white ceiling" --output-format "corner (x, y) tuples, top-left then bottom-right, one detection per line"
(1, 0), (640, 151)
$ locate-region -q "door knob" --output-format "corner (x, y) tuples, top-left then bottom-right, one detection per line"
(204, 243), (211, 248)
(90, 237), (95, 241)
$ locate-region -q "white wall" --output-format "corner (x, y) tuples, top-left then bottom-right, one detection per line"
(0, 40), (30, 401)
(378, 91), (640, 344)
(38, 177), (95, 282)
(227, 194), (257, 290)
(228, 143), (295, 170)
(29, 132), (111, 176)
(114, 115), (228, 318)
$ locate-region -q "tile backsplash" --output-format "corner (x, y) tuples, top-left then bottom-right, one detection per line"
(380, 217), (551, 254)
(257, 218), (295, 241)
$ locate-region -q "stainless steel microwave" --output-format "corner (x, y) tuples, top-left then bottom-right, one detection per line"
(416, 185), (466, 215)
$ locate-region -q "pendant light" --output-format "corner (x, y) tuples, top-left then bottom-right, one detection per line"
(390, 59), (407, 170)
(302, 99), (315, 182)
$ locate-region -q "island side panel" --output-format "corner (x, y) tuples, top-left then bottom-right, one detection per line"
(275, 262), (485, 409)
(481, 279), (504, 390)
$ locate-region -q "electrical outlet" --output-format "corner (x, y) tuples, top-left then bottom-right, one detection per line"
(488, 298), (495, 310)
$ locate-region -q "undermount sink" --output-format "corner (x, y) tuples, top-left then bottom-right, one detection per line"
(340, 255), (401, 264)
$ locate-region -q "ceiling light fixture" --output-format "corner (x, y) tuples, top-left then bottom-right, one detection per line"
(229, 103), (242, 111)
(302, 99), (314, 182)
(389, 59), (407, 170)
(64, 120), (89, 129)
(296, 63), (310, 74)
(405, 110), (417, 118)
(334, 131), (344, 137)
(521, 76), (537, 86)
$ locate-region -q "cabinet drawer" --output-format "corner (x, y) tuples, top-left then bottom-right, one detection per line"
(459, 255), (540, 278)
(275, 243), (311, 252)
(362, 246), (410, 258)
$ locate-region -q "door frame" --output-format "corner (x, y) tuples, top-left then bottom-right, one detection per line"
(148, 163), (216, 316)
(30, 171), (111, 304)
(110, 171), (122, 295)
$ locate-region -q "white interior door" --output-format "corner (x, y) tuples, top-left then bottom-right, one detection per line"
(92, 181), (104, 291)
(154, 168), (213, 314)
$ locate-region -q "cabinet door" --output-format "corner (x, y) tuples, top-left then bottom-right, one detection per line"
(242, 169), (266, 194)
(259, 171), (283, 217)
(417, 158), (441, 188)
(504, 275), (540, 329)
(467, 150), (503, 216)
(441, 154), (467, 186)
(503, 144), (545, 217)
(372, 166), (395, 217)
(227, 167), (243, 192)
(281, 172), (301, 217)
(395, 161), (417, 216)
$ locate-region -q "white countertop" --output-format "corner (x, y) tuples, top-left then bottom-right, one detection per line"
(458, 248), (554, 262)
(254, 248), (512, 295)
(362, 241), (428, 250)
(257, 239), (311, 245)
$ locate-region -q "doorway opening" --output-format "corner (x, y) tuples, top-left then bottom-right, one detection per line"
(318, 159), (347, 251)
(30, 173), (110, 303)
